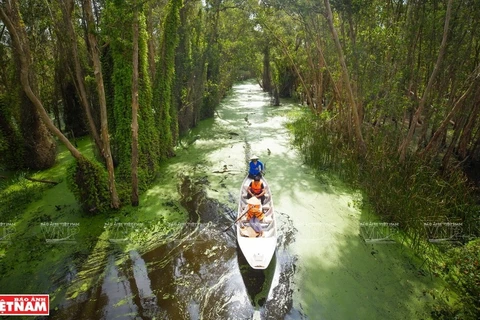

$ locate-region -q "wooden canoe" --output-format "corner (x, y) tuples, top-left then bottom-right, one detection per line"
(236, 175), (277, 269)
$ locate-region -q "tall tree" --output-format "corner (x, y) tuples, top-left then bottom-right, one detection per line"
(83, 0), (120, 208)
(398, 0), (453, 162)
(0, 0), (80, 160)
(324, 0), (366, 154)
(131, 2), (140, 206)
(262, 44), (272, 93)
(0, 4), (56, 169)
(104, 0), (159, 188)
(56, 0), (103, 154)
(153, 0), (182, 158)
(1, 0), (112, 213)
(200, 0), (221, 119)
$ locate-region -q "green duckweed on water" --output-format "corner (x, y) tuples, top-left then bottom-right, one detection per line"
(0, 81), (471, 319)
(0, 136), (190, 310)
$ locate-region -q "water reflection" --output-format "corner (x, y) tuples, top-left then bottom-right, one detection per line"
(100, 253), (138, 318)
(237, 247), (277, 308)
(128, 250), (158, 317)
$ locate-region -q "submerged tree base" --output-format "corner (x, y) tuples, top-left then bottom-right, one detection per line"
(67, 156), (110, 213)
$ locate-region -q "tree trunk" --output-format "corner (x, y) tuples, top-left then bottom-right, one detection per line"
(324, 0), (366, 154)
(131, 4), (140, 206)
(0, 2), (82, 161)
(146, 7), (156, 81)
(51, 94), (62, 132)
(0, 95), (23, 169)
(10, 31), (56, 169)
(422, 75), (477, 158)
(458, 91), (480, 159)
(312, 32), (342, 113)
(83, 0), (120, 209)
(60, 81), (87, 137)
(262, 44), (272, 93)
(18, 89), (56, 169)
(272, 86), (280, 106)
(267, 26), (316, 113)
(59, 0), (103, 153)
(398, 0), (453, 162)
(442, 111), (469, 170)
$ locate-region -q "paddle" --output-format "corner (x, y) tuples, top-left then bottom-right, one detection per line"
(223, 208), (249, 232)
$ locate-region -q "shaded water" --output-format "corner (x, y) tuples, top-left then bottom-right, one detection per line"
(50, 81), (447, 319)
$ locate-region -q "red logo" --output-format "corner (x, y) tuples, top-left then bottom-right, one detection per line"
(0, 295), (49, 316)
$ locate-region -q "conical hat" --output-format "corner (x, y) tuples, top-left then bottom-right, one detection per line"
(250, 155), (259, 160)
(247, 197), (261, 205)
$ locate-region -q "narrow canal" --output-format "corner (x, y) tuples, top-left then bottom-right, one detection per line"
(51, 81), (448, 319)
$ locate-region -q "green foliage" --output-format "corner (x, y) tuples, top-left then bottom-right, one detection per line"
(292, 110), (478, 224)
(153, 0), (182, 158)
(104, 0), (134, 181)
(201, 79), (219, 119)
(104, 0), (159, 185)
(290, 110), (480, 316)
(216, 3), (258, 82)
(444, 240), (480, 318)
(66, 157), (110, 213)
(290, 110), (479, 239)
(0, 134), (7, 156)
(0, 174), (48, 221)
(138, 11), (160, 182)
(102, 45), (116, 142)
(0, 94), (24, 170)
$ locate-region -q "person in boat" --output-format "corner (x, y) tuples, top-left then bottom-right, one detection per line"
(248, 155), (264, 179)
(247, 175), (266, 204)
(244, 196), (264, 237)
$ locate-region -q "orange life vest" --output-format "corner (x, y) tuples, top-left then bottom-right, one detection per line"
(250, 181), (263, 195)
(247, 204), (263, 220)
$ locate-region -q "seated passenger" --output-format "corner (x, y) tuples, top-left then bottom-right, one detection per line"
(245, 197), (264, 237)
(247, 175), (265, 204)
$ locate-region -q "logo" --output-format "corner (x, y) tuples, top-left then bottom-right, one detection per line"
(104, 222), (145, 243)
(40, 222), (79, 243)
(0, 295), (49, 316)
(360, 222), (399, 243)
(424, 221), (463, 243)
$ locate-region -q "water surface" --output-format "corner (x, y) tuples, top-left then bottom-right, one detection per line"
(50, 81), (448, 319)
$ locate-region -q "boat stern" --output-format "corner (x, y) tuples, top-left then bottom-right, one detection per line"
(239, 237), (276, 270)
